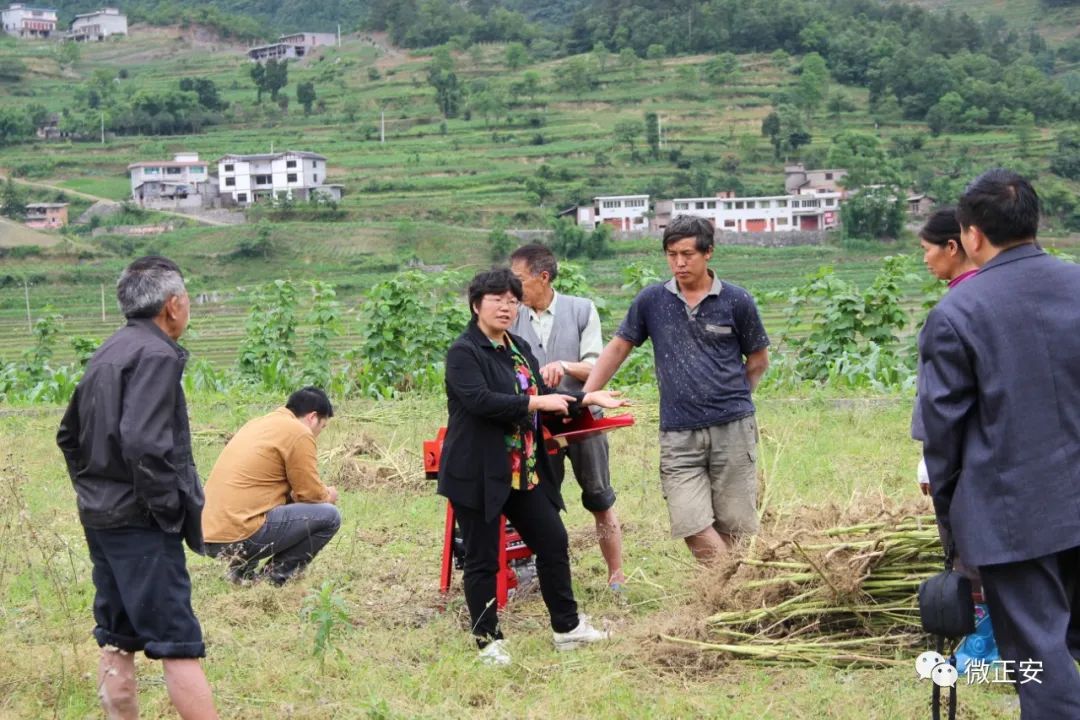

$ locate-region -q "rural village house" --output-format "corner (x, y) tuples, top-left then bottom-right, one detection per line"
(24, 202), (68, 228)
(217, 151), (343, 206)
(1, 3), (56, 38)
(128, 152), (218, 209)
(66, 7), (126, 41)
(247, 32), (337, 62)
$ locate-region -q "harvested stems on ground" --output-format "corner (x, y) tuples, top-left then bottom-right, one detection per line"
(663, 501), (942, 667)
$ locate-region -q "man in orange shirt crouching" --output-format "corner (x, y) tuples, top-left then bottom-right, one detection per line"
(203, 387), (341, 586)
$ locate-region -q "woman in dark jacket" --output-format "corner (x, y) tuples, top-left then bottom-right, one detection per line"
(438, 268), (627, 666)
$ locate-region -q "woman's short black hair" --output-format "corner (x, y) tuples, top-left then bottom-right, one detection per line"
(286, 386), (334, 418)
(467, 268), (523, 319)
(919, 207), (963, 249)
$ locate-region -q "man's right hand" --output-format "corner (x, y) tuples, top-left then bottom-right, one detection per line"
(325, 486), (339, 504)
(917, 458), (930, 496)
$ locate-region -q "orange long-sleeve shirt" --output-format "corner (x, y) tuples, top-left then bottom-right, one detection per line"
(202, 407), (330, 543)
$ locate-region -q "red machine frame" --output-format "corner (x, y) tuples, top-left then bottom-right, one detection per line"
(426, 412), (634, 609)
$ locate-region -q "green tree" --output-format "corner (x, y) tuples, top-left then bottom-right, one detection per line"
(487, 216), (513, 260)
(505, 42), (528, 70)
(591, 42), (609, 73)
(826, 130), (900, 187)
(0, 57), (27, 82)
(619, 47), (641, 79)
(1, 178), (26, 219)
(646, 43), (666, 68)
(55, 41), (80, 68)
(1050, 128), (1080, 180)
(469, 85), (507, 127)
(265, 59), (289, 101)
(613, 118), (643, 156)
(702, 53), (739, 85)
(1012, 110), (1036, 159)
(297, 81), (317, 115)
(553, 56), (595, 96)
(249, 62), (266, 103)
(841, 187), (905, 240)
(0, 107), (31, 147)
(761, 104), (811, 159)
(795, 52), (829, 118)
(644, 112), (660, 160)
(524, 176), (551, 206)
(427, 48), (464, 118)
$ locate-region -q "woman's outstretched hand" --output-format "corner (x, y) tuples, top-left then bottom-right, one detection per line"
(583, 390), (630, 409)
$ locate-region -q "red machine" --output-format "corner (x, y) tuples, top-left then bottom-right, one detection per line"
(427, 411), (635, 608)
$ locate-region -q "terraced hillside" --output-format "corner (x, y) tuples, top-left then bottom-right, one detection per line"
(0, 25), (1076, 368)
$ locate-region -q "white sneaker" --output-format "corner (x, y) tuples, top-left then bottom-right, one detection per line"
(477, 639), (511, 666)
(553, 616), (610, 651)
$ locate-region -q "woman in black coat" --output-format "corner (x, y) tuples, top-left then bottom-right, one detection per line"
(437, 268), (627, 666)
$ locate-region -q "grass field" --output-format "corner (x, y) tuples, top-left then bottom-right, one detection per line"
(0, 391), (1025, 719)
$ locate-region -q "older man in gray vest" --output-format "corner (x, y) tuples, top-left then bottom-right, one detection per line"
(510, 243), (626, 592)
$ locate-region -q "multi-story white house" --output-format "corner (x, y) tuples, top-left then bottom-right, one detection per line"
(671, 190), (842, 233)
(216, 151), (342, 205)
(247, 32), (337, 62)
(68, 7), (127, 41)
(784, 164), (849, 195)
(2, 4), (57, 38)
(128, 152), (217, 209)
(573, 194), (649, 231)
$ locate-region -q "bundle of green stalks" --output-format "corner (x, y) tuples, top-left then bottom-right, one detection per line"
(663, 504), (943, 668)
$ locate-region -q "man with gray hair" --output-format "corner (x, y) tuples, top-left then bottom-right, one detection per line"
(510, 242), (625, 592)
(583, 216), (770, 563)
(58, 256), (218, 719)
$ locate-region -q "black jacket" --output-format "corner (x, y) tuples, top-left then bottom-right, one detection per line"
(437, 321), (583, 521)
(57, 318), (204, 552)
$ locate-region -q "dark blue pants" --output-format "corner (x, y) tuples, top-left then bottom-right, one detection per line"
(84, 526), (204, 658)
(980, 546), (1080, 719)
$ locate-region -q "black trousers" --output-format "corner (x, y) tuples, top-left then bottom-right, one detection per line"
(453, 488), (578, 642)
(980, 546), (1080, 719)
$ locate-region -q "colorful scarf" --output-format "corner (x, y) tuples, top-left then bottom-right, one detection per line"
(499, 336), (539, 491)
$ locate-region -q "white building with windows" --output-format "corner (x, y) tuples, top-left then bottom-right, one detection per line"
(671, 191), (842, 233)
(2, 4), (57, 38)
(128, 152), (217, 209)
(247, 32), (337, 62)
(584, 194), (649, 231)
(216, 151), (342, 206)
(68, 7), (127, 41)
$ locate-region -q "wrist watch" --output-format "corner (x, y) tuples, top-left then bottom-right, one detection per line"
(559, 361), (569, 372)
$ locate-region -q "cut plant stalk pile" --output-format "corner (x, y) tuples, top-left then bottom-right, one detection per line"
(663, 503), (942, 668)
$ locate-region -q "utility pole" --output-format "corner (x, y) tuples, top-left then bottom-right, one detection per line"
(24, 279), (31, 333)
(100, 283), (106, 322)
(100, 111), (104, 145)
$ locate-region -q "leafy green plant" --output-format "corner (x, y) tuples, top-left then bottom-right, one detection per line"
(355, 270), (469, 398)
(768, 256), (920, 387)
(237, 279), (299, 388)
(300, 281), (341, 389)
(620, 261), (662, 293)
(553, 261), (609, 325)
(301, 580), (350, 669)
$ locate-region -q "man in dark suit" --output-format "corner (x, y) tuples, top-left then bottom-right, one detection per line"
(918, 169), (1080, 717)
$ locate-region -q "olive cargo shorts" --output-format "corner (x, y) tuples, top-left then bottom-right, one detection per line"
(658, 415), (760, 539)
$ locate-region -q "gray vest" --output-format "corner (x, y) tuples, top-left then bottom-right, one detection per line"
(512, 293), (593, 393)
